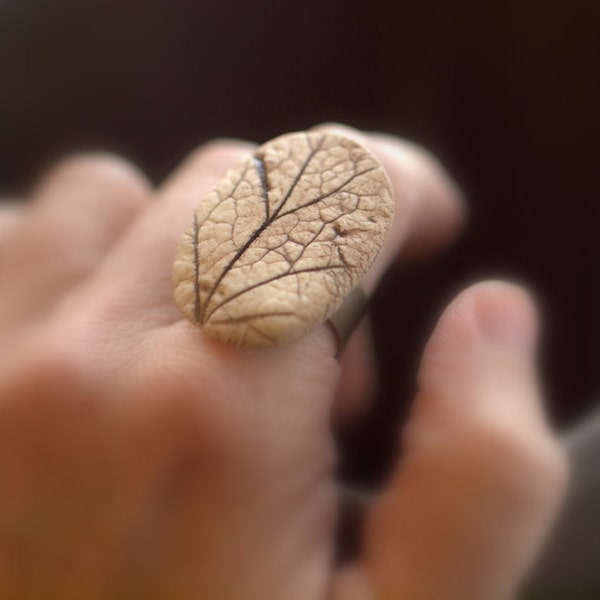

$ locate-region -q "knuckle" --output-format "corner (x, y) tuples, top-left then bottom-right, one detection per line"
(462, 410), (526, 452)
(310, 122), (370, 149)
(531, 433), (570, 492)
(39, 152), (150, 207)
(0, 333), (92, 419)
(461, 410), (570, 497)
(311, 122), (361, 137)
(185, 139), (255, 174)
(22, 334), (89, 387)
(136, 353), (245, 460)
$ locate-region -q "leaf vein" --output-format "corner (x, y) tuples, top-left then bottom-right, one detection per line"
(199, 136), (325, 321)
(277, 165), (377, 220)
(206, 264), (347, 321)
(253, 154), (270, 219)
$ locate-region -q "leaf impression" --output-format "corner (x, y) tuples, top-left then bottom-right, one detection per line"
(172, 131), (394, 347)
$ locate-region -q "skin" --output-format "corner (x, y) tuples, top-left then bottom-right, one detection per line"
(0, 124), (567, 599)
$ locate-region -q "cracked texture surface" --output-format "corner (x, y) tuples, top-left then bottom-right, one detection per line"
(172, 131), (394, 346)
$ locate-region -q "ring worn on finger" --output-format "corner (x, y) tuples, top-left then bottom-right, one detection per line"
(171, 130), (393, 354)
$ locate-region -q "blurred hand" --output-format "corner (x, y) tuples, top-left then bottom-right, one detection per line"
(0, 125), (567, 599)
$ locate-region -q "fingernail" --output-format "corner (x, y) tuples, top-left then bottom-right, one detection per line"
(477, 284), (538, 356)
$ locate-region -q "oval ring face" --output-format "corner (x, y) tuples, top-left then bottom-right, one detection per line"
(172, 131), (394, 347)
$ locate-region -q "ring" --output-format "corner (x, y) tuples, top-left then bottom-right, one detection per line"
(172, 130), (393, 351)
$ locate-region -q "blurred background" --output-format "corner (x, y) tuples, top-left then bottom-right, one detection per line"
(0, 0), (597, 594)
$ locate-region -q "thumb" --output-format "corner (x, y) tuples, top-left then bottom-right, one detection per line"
(332, 282), (569, 600)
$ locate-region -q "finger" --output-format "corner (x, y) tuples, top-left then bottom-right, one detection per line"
(333, 318), (376, 421)
(332, 282), (568, 600)
(76, 140), (257, 326)
(0, 154), (151, 328)
(311, 124), (466, 419)
(312, 124), (466, 274)
(368, 133), (466, 261)
(0, 202), (24, 251)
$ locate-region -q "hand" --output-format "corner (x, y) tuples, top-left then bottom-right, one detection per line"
(0, 124), (567, 599)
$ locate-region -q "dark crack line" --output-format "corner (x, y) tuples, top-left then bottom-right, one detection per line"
(253, 155), (270, 220)
(205, 264), (347, 321)
(199, 135), (324, 321)
(247, 323), (275, 343)
(277, 166), (378, 219)
(210, 311), (297, 325)
(202, 164), (250, 226)
(206, 219), (330, 321)
(279, 219), (328, 268)
(270, 134), (326, 220)
(193, 212), (201, 321)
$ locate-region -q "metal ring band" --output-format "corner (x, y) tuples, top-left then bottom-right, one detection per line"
(327, 284), (369, 358)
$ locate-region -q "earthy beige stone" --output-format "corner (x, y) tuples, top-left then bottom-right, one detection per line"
(172, 131), (394, 347)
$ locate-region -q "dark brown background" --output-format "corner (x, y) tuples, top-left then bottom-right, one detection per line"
(0, 0), (597, 486)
